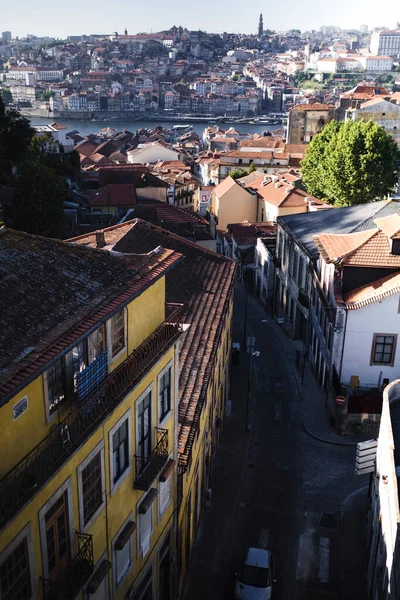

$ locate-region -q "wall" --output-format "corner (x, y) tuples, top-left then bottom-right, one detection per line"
(216, 187), (257, 231)
(341, 293), (400, 387)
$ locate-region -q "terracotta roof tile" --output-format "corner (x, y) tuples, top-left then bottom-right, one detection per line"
(344, 271), (400, 310)
(374, 213), (400, 239)
(0, 228), (182, 403)
(344, 230), (400, 268)
(313, 230), (376, 263)
(90, 184), (137, 207)
(70, 219), (236, 466)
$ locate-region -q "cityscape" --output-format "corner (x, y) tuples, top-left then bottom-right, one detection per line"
(1, 15), (400, 600)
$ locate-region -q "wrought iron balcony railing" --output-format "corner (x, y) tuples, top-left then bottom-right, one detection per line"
(0, 303), (183, 531)
(41, 532), (94, 600)
(298, 288), (309, 309)
(134, 427), (169, 491)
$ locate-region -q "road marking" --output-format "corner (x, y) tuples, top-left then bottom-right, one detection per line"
(319, 537), (330, 583)
(296, 534), (304, 580)
(258, 528), (270, 549)
(275, 400), (282, 420)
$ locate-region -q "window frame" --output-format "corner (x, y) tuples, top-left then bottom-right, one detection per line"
(109, 409), (132, 495)
(370, 333), (398, 367)
(109, 309), (127, 359)
(135, 385), (153, 477)
(112, 514), (133, 591)
(38, 478), (74, 582)
(158, 362), (173, 425)
(0, 523), (36, 600)
(138, 503), (153, 559)
(77, 441), (105, 533)
(158, 476), (172, 520)
(43, 356), (67, 423)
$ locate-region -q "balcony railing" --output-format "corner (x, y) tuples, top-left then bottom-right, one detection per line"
(41, 532), (94, 600)
(298, 288), (309, 309)
(0, 303), (183, 530)
(134, 427), (169, 491)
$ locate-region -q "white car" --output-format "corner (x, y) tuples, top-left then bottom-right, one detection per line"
(234, 547), (276, 600)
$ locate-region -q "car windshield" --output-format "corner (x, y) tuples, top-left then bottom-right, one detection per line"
(238, 564), (270, 588)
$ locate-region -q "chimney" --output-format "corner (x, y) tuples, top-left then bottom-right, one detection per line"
(96, 230), (106, 248)
(304, 196), (311, 203)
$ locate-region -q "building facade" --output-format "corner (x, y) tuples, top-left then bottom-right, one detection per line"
(0, 228), (184, 600)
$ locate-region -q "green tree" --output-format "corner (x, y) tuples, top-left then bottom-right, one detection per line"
(29, 133), (60, 157)
(301, 120), (399, 206)
(0, 98), (34, 184)
(0, 89), (12, 105)
(12, 161), (69, 238)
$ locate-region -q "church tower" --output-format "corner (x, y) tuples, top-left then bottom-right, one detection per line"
(258, 14), (263, 37)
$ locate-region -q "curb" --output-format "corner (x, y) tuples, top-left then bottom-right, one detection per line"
(302, 422), (360, 447)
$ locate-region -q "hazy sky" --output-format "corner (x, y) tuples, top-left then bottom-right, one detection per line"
(2, 0), (399, 39)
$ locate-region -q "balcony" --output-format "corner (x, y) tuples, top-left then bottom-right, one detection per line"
(273, 255), (281, 269)
(134, 427), (169, 491)
(0, 303), (183, 531)
(298, 288), (309, 309)
(41, 532), (94, 600)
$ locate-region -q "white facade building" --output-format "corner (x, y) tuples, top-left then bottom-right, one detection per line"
(370, 30), (400, 58)
(358, 55), (393, 71)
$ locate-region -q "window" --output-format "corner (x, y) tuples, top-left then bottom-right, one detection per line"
(78, 442), (105, 530)
(45, 490), (70, 581)
(46, 357), (66, 414)
(0, 537), (32, 600)
(110, 414), (130, 488)
(371, 334), (397, 366)
(115, 539), (131, 585)
(88, 326), (106, 364)
(159, 366), (172, 422)
(159, 477), (172, 518)
(139, 507), (153, 558)
(111, 310), (125, 357)
(136, 391), (152, 476)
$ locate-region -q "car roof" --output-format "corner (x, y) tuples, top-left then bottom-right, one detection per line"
(245, 547), (271, 568)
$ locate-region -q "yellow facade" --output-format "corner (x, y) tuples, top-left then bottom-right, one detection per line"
(176, 295), (234, 588)
(0, 274), (181, 599)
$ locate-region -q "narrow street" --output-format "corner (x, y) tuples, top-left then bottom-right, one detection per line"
(183, 283), (368, 600)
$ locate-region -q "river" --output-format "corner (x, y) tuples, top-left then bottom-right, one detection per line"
(29, 117), (282, 138)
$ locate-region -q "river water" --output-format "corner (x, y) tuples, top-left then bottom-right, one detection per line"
(29, 117), (281, 138)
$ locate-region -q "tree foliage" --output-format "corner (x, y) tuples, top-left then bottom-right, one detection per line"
(0, 89), (12, 105)
(229, 164), (256, 179)
(0, 98), (34, 184)
(301, 120), (399, 206)
(12, 161), (69, 238)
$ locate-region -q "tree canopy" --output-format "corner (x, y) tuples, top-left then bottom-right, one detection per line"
(12, 161), (69, 238)
(0, 97), (34, 184)
(301, 120), (399, 206)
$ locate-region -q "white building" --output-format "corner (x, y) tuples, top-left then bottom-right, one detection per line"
(358, 55), (393, 71)
(33, 122), (74, 152)
(276, 201), (400, 432)
(127, 142), (180, 165)
(370, 30), (400, 58)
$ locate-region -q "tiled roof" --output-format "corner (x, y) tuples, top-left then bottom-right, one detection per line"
(71, 219), (236, 466)
(0, 228), (182, 403)
(343, 230), (400, 268)
(124, 204), (207, 225)
(279, 200), (400, 259)
(90, 184), (137, 207)
(228, 221), (276, 245)
(312, 230), (376, 263)
(292, 103), (334, 111)
(344, 271), (400, 310)
(374, 214), (400, 239)
(239, 172), (324, 208)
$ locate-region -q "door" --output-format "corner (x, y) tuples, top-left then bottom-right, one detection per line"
(137, 393), (152, 474)
(45, 490), (70, 581)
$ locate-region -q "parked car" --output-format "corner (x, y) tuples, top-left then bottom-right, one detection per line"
(234, 547), (276, 600)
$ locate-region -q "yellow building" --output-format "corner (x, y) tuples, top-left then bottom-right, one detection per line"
(0, 227), (184, 599)
(69, 219), (237, 594)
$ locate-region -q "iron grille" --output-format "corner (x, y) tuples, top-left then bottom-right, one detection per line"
(41, 532), (94, 600)
(134, 428), (169, 491)
(0, 303), (183, 530)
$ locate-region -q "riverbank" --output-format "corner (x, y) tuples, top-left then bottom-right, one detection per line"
(21, 108), (284, 126)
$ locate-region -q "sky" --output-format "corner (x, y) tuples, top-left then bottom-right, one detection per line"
(2, 0), (399, 39)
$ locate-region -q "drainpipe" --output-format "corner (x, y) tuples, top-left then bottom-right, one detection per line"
(338, 309), (348, 383)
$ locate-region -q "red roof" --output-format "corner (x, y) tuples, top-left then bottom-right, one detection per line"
(90, 184), (137, 207)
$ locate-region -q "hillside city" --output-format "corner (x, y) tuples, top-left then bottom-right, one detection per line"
(1, 16), (400, 600)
